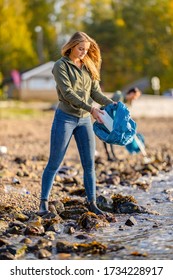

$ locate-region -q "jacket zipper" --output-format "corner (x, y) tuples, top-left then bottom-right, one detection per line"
(81, 69), (85, 118)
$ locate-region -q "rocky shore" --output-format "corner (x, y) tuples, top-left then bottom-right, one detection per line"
(0, 107), (173, 260)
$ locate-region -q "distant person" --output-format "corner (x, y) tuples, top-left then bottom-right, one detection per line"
(112, 87), (141, 105)
(103, 87), (142, 161)
(38, 31), (115, 216)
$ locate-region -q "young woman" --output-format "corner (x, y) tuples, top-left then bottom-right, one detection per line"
(38, 31), (114, 215)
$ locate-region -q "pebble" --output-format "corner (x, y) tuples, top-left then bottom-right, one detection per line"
(125, 216), (137, 227)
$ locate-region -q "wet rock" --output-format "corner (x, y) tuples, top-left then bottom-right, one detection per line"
(9, 220), (26, 229)
(48, 204), (58, 215)
(75, 234), (91, 240)
(167, 194), (173, 202)
(6, 225), (24, 235)
(62, 197), (85, 206)
(46, 223), (63, 233)
(119, 225), (126, 231)
(78, 212), (109, 230)
(63, 225), (75, 234)
(36, 238), (52, 249)
(14, 212), (29, 222)
(163, 188), (173, 194)
(111, 194), (143, 213)
(50, 200), (65, 214)
(106, 242), (125, 253)
(20, 237), (32, 245)
(162, 188), (173, 201)
(56, 240), (107, 255)
(64, 220), (77, 228)
(6, 220), (26, 235)
(24, 215), (45, 235)
(56, 240), (74, 253)
(37, 248), (52, 259)
(41, 212), (58, 220)
(96, 195), (113, 212)
(152, 222), (160, 228)
(44, 231), (56, 240)
(29, 238), (52, 253)
(130, 251), (148, 257)
(42, 213), (63, 231)
(117, 202), (143, 214)
(0, 251), (15, 260)
(132, 177), (152, 191)
(60, 205), (88, 220)
(0, 238), (11, 247)
(75, 241), (107, 254)
(125, 216), (137, 226)
(105, 213), (117, 223)
(7, 244), (27, 259)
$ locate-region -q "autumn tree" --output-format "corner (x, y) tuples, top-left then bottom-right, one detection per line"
(1, 0), (173, 93)
(0, 0), (57, 78)
(83, 0), (173, 91)
(23, 0), (57, 62)
(0, 0), (37, 76)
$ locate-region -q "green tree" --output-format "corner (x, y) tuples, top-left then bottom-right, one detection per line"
(84, 0), (173, 91)
(23, 0), (57, 62)
(0, 0), (37, 76)
(0, 0), (58, 78)
(1, 0), (173, 93)
(120, 0), (173, 91)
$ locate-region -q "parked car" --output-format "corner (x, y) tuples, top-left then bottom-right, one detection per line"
(163, 88), (173, 97)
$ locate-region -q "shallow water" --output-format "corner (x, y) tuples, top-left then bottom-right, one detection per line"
(95, 170), (173, 260)
(101, 171), (173, 260)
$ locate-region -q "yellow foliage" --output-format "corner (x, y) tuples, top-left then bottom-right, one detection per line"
(115, 18), (126, 27)
(1, 0), (37, 73)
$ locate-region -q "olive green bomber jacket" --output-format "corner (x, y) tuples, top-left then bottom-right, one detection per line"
(52, 56), (113, 117)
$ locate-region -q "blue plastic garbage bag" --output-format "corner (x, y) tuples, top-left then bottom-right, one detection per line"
(93, 102), (136, 146)
(125, 133), (145, 154)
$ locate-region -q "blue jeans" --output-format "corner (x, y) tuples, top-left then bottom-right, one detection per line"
(41, 109), (96, 202)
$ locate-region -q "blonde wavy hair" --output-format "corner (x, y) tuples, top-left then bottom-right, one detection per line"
(61, 31), (101, 80)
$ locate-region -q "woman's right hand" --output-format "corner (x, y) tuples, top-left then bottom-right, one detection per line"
(91, 107), (104, 123)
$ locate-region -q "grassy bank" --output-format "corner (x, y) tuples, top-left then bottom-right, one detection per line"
(0, 101), (52, 119)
